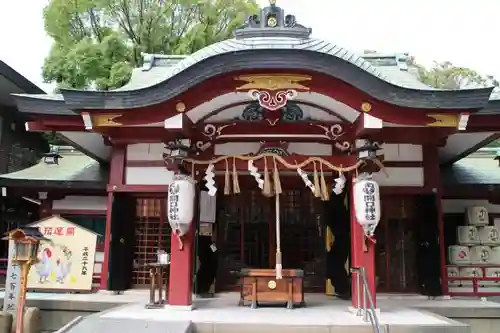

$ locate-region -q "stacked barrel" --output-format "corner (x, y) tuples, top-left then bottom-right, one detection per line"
(447, 206), (500, 290)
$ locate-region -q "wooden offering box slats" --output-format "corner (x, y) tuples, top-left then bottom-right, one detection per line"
(239, 268), (305, 309)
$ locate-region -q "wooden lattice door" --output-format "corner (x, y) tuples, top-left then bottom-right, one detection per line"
(215, 188), (325, 293)
(216, 191), (271, 291)
(280, 190), (325, 293)
(133, 198), (170, 287)
(376, 197), (418, 293)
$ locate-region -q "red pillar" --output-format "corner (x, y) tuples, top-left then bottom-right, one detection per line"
(168, 225), (195, 306)
(350, 175), (377, 308)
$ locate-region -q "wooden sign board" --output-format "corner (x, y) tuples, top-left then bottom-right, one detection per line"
(27, 215), (99, 292)
(3, 240), (21, 318)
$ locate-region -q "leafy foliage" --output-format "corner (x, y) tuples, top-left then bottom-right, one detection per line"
(42, 0), (258, 90)
(405, 57), (498, 89)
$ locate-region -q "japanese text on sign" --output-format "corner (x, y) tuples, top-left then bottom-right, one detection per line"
(42, 226), (75, 236)
(81, 246), (89, 276)
(168, 184), (180, 221)
(3, 240), (20, 316)
(362, 182), (376, 221)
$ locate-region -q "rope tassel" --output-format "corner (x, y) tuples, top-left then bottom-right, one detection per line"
(232, 158), (240, 194)
(320, 162), (329, 201)
(224, 158), (231, 195)
(313, 162), (321, 198)
(275, 191), (282, 279)
(262, 157), (273, 197)
(273, 157), (282, 195)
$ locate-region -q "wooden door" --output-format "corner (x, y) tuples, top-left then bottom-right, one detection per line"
(133, 198), (170, 287)
(280, 190), (325, 292)
(376, 196), (418, 293)
(215, 188), (325, 292)
(216, 191), (270, 291)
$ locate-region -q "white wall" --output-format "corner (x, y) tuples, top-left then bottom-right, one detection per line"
(125, 143), (173, 185)
(381, 144), (422, 161)
(126, 143), (164, 161)
(372, 167), (424, 187)
(124, 143), (425, 187)
(52, 196), (107, 212)
(126, 167), (174, 185)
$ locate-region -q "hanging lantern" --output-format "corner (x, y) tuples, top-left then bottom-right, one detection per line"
(353, 177), (381, 236)
(167, 175), (196, 237)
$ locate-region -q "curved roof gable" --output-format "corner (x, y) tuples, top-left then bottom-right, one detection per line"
(11, 2), (496, 113)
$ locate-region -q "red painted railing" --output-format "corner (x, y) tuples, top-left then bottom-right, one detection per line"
(446, 265), (500, 296)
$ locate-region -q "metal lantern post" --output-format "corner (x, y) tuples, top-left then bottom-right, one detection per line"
(3, 227), (50, 333)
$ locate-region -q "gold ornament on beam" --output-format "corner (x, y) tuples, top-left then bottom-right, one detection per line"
(92, 114), (123, 127)
(426, 114), (459, 127)
(176, 102), (186, 113)
(235, 74), (311, 91)
(361, 102), (372, 113)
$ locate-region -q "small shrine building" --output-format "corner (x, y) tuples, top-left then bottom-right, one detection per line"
(6, 2), (500, 308)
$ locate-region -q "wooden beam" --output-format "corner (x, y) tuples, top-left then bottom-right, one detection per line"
(354, 113), (383, 137)
(164, 113), (194, 137)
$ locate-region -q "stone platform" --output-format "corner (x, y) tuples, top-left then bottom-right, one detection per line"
(1, 291), (499, 333)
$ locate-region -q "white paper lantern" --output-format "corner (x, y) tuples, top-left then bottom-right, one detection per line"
(167, 175), (196, 237)
(353, 178), (381, 236)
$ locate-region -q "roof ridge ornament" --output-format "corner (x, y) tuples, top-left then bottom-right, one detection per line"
(234, 0), (312, 40)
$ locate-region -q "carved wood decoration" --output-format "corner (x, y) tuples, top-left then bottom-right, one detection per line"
(195, 122), (352, 152)
(235, 74), (311, 111)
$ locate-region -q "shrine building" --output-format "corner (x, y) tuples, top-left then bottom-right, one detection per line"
(5, 1), (500, 309)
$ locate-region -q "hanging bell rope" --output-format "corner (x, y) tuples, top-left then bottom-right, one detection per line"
(224, 158), (231, 195)
(275, 189), (282, 279)
(273, 157), (282, 195)
(262, 156), (273, 197)
(320, 162), (329, 201)
(313, 161), (321, 198)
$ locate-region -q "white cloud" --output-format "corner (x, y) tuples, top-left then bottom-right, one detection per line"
(1, 0), (498, 93)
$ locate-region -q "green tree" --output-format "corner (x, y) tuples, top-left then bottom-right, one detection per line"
(406, 58), (498, 89)
(42, 0), (258, 90)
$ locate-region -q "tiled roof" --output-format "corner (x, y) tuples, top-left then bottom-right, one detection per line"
(0, 146), (107, 189)
(441, 149), (500, 185)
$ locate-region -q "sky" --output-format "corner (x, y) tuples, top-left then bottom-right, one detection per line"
(0, 0), (499, 93)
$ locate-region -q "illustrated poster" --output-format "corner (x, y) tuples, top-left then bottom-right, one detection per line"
(27, 215), (98, 291)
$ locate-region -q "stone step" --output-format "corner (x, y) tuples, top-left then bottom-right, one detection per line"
(59, 317), (193, 333)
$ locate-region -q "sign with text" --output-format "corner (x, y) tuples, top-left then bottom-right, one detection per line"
(27, 215), (98, 291)
(3, 240), (20, 317)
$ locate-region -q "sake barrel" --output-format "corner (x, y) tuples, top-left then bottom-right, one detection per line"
(459, 267), (482, 286)
(447, 266), (461, 286)
(457, 226), (480, 245)
(447, 245), (471, 265)
(479, 226), (500, 246)
(490, 246), (500, 264)
(466, 206), (489, 226)
(484, 267), (500, 286)
(470, 246), (491, 264)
